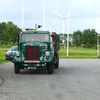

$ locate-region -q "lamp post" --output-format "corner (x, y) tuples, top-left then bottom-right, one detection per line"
(67, 0), (70, 57)
(22, 0), (24, 31)
(43, 0), (46, 30)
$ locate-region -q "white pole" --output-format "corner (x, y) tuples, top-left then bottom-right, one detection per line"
(22, 0), (24, 31)
(53, 16), (55, 32)
(97, 35), (99, 57)
(63, 18), (66, 48)
(67, 0), (70, 57)
(62, 18), (65, 34)
(43, 0), (45, 30)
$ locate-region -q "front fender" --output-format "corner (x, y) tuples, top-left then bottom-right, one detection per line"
(12, 51), (54, 64)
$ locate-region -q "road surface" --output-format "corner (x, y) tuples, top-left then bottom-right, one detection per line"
(0, 59), (100, 100)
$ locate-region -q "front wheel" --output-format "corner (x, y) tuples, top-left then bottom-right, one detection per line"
(47, 63), (54, 74)
(14, 63), (20, 74)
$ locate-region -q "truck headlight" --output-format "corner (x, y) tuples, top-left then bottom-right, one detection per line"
(16, 51), (20, 57)
(46, 51), (50, 56)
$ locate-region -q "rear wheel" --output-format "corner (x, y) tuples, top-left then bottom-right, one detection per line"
(14, 63), (20, 74)
(55, 58), (59, 68)
(54, 54), (59, 68)
(47, 63), (54, 74)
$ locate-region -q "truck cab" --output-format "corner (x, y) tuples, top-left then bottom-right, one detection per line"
(12, 29), (60, 74)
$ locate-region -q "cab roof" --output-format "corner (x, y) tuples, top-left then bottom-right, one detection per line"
(21, 30), (50, 34)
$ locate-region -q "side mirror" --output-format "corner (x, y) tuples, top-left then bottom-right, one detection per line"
(51, 35), (53, 37)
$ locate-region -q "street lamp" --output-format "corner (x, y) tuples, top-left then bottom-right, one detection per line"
(22, 0), (24, 31)
(43, 0), (46, 30)
(67, 0), (70, 57)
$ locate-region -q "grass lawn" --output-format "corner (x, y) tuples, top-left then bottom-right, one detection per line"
(59, 47), (97, 58)
(0, 47), (98, 64)
(0, 48), (8, 64)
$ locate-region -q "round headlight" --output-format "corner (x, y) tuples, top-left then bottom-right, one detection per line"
(46, 51), (50, 56)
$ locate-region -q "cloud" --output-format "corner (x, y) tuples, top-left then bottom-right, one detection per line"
(0, 0), (100, 33)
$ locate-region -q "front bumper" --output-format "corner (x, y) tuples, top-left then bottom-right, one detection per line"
(24, 60), (40, 63)
(12, 59), (52, 64)
(12, 56), (53, 64)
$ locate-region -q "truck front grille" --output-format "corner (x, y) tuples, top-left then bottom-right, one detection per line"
(26, 46), (38, 60)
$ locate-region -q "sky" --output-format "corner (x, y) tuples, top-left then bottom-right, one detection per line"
(0, 0), (100, 34)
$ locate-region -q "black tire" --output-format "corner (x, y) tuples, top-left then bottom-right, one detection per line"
(14, 63), (20, 74)
(55, 61), (59, 68)
(55, 58), (59, 68)
(47, 63), (54, 74)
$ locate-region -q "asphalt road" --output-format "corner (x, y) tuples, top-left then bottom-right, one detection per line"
(0, 59), (100, 100)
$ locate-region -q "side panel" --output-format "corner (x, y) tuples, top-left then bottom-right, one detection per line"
(52, 32), (60, 52)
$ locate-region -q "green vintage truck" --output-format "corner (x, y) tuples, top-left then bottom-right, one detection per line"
(12, 28), (60, 74)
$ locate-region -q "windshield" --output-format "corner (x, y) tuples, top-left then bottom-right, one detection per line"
(21, 34), (49, 42)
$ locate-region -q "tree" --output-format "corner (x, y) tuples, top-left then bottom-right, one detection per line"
(0, 22), (6, 44)
(59, 33), (67, 43)
(69, 34), (73, 46)
(83, 29), (97, 48)
(0, 21), (21, 44)
(0, 22), (6, 34)
(72, 30), (83, 47)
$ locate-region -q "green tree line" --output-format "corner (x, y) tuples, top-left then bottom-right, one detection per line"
(60, 29), (98, 48)
(0, 21), (98, 48)
(0, 21), (21, 45)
